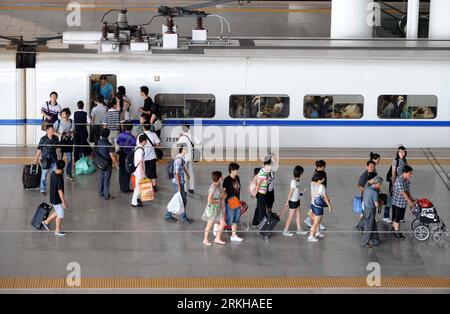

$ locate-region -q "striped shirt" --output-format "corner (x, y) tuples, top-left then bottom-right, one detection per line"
(41, 101), (61, 123)
(392, 176), (411, 208)
(257, 168), (269, 194)
(101, 109), (121, 131)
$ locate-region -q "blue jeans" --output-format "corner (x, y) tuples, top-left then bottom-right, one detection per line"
(40, 162), (57, 193)
(225, 203), (240, 226)
(99, 167), (112, 199)
(64, 152), (73, 176)
(165, 183), (188, 221)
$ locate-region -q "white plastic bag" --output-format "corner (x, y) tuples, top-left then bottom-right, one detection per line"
(167, 192), (185, 215)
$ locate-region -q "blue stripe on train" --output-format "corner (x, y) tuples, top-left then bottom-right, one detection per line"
(0, 119), (449, 127)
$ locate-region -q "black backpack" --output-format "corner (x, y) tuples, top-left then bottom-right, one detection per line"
(125, 147), (144, 173)
(386, 158), (399, 182)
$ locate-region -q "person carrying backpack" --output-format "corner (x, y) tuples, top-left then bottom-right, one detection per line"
(383, 146), (408, 224)
(164, 144), (193, 224)
(141, 124), (161, 192)
(131, 134), (147, 207)
(117, 123), (136, 193)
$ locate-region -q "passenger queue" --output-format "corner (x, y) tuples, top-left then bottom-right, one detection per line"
(31, 83), (417, 248)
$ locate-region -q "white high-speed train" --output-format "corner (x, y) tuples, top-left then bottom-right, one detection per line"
(1, 39), (449, 149)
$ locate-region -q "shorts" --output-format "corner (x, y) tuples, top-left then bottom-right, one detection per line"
(225, 203), (240, 225)
(288, 200), (300, 209)
(310, 204), (324, 216)
(266, 190), (275, 208)
(52, 203), (64, 219)
(145, 159), (158, 179)
(392, 204), (406, 223)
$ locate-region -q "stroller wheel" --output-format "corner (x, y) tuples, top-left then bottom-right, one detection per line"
(411, 218), (420, 231)
(414, 225), (430, 241)
(433, 233), (441, 242)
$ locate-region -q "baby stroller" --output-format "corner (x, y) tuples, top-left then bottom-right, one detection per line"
(411, 198), (448, 241)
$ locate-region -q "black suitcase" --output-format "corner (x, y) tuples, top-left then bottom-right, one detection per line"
(258, 211), (280, 239)
(22, 164), (42, 189)
(31, 203), (52, 230)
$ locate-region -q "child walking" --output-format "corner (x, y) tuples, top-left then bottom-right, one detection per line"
(280, 166), (308, 236)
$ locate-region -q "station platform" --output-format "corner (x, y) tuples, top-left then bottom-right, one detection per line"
(0, 148), (449, 292)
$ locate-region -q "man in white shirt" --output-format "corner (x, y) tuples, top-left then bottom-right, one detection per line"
(141, 124), (161, 191)
(177, 125), (200, 194)
(131, 134), (147, 207)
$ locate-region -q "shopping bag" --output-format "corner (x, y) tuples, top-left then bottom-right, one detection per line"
(353, 196), (363, 215)
(75, 156), (96, 175)
(167, 192), (185, 215)
(139, 178), (154, 202)
(131, 174), (136, 190)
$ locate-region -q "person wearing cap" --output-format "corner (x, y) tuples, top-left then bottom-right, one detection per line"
(361, 173), (385, 248)
(93, 75), (114, 103)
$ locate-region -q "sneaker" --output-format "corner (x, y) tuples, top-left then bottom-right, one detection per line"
(41, 192), (46, 196)
(230, 235), (243, 242)
(67, 175), (75, 181)
(383, 218), (392, 224)
(304, 217), (312, 228)
(189, 189), (194, 194)
(283, 231), (294, 237)
(319, 224), (326, 231)
(54, 231), (66, 237)
(394, 232), (406, 240)
(251, 224), (259, 229)
(315, 232), (325, 239)
(308, 235), (319, 242)
(213, 223), (219, 236)
(400, 219), (405, 223)
(41, 221), (50, 231)
(164, 216), (177, 222)
(131, 203), (143, 208)
(296, 229), (308, 235)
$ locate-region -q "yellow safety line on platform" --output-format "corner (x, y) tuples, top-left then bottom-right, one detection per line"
(1, 157), (450, 166)
(1, 276), (449, 289)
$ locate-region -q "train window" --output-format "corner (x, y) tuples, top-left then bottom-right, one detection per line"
(89, 74), (117, 106)
(377, 95), (437, 119)
(303, 95), (364, 119)
(229, 95), (290, 118)
(155, 94), (215, 119)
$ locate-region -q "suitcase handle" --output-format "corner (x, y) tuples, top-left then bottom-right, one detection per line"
(30, 163), (40, 174)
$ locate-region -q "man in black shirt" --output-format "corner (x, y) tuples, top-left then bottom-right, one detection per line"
(139, 86), (154, 118)
(97, 128), (118, 200)
(33, 125), (61, 196)
(357, 161), (376, 195)
(41, 160), (68, 237)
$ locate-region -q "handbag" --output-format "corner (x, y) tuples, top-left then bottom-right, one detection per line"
(152, 119), (163, 131)
(227, 196), (241, 211)
(314, 195), (327, 208)
(93, 153), (109, 171)
(183, 134), (201, 162)
(41, 102), (51, 131)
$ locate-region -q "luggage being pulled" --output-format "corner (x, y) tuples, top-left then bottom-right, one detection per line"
(31, 203), (52, 230)
(22, 164), (42, 189)
(258, 211), (280, 239)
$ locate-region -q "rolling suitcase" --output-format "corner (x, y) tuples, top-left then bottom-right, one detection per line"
(31, 203), (52, 230)
(258, 211), (280, 239)
(22, 164), (42, 189)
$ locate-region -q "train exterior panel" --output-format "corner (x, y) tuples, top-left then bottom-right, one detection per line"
(2, 49), (449, 148)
